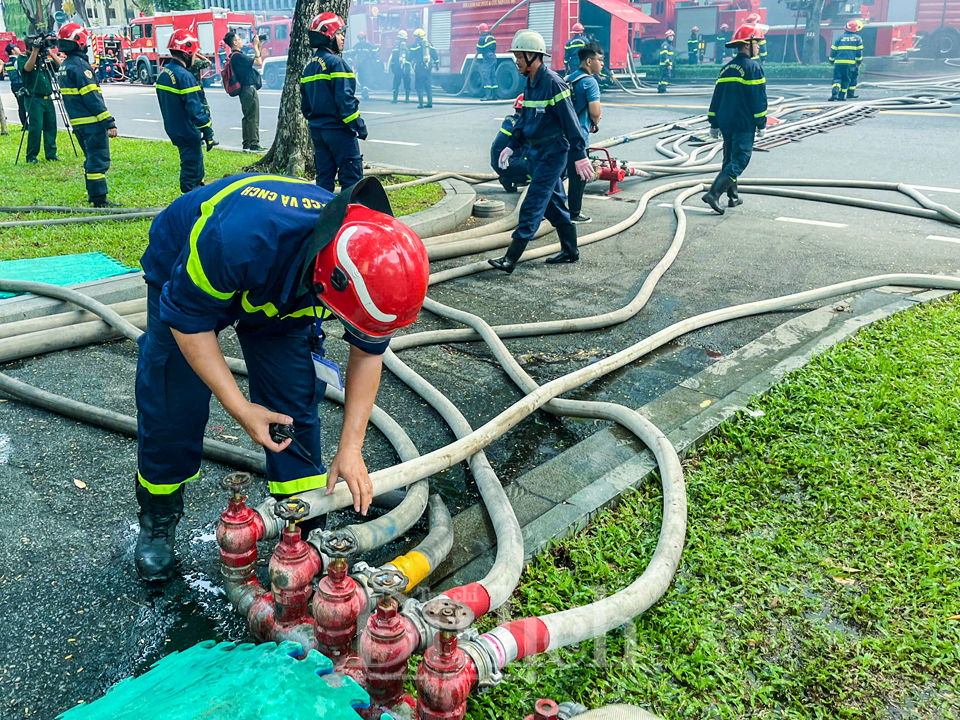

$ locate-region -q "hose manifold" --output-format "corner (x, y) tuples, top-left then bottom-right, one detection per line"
(458, 628), (503, 692)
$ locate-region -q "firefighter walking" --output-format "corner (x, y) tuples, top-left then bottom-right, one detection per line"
(301, 13), (367, 193)
(489, 30), (593, 274)
(56, 24), (120, 208)
(477, 24), (498, 101)
(133, 174), (429, 582)
(390, 30), (412, 103)
(687, 27), (702, 64)
(830, 20), (863, 101)
(410, 28), (439, 109)
(701, 23), (768, 214)
(156, 30), (216, 194)
(847, 19), (865, 98)
(659, 30), (675, 93)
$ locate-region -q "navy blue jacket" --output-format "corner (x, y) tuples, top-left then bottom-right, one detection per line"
(564, 34), (587, 69)
(58, 49), (115, 131)
(659, 39), (675, 66)
(707, 53), (768, 133)
(156, 59), (212, 145)
(491, 114), (530, 171)
(409, 39), (439, 73)
(477, 32), (496, 58)
(508, 65), (586, 160)
(830, 32), (863, 65)
(300, 48), (365, 135)
(142, 174), (388, 354)
(4, 57), (22, 90)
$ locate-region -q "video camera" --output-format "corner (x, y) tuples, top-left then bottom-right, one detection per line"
(257, 34), (268, 43)
(26, 31), (57, 52)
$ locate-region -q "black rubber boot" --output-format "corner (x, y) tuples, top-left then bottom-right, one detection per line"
(135, 481), (184, 582)
(727, 180), (743, 208)
(837, 92), (846, 101)
(847, 91), (857, 99)
(92, 196), (121, 208)
(546, 223), (580, 264)
(426, 85), (433, 108)
(702, 174), (733, 215)
(488, 240), (525, 274)
(392, 89), (398, 104)
(500, 179), (517, 193)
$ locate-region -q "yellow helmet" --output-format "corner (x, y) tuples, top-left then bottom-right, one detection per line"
(414, 28), (426, 38)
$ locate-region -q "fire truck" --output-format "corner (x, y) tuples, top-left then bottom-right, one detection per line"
(347, 0), (656, 98)
(0, 32), (25, 79)
(127, 8), (258, 85)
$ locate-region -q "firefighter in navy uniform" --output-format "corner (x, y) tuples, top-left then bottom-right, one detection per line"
(715, 23), (730, 63)
(491, 94), (531, 193)
(701, 23), (768, 214)
(410, 28), (439, 109)
(350, 31), (378, 101)
(477, 24), (498, 101)
(56, 24), (120, 208)
(829, 20), (863, 100)
(564, 22), (587, 75)
(4, 44), (27, 127)
(847, 19), (865, 98)
(301, 13), (367, 193)
(688, 27), (701, 64)
(156, 29), (216, 194)
(133, 174), (430, 581)
(489, 30), (593, 274)
(745, 14), (768, 63)
(390, 30), (412, 103)
(659, 29), (675, 93)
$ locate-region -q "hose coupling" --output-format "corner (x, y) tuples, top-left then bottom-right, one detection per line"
(401, 597), (432, 655)
(457, 628), (503, 693)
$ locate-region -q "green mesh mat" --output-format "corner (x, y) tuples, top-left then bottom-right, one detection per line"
(0, 252), (138, 300)
(58, 641), (384, 720)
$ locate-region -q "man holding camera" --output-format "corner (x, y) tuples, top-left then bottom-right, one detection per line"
(57, 24), (120, 208)
(18, 33), (60, 163)
(223, 31), (264, 152)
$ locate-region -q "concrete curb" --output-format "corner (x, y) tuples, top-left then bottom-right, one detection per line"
(400, 179), (477, 239)
(425, 285), (956, 591)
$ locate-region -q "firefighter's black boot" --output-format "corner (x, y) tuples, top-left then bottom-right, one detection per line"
(846, 90), (857, 99)
(392, 88), (398, 103)
(829, 88), (840, 101)
(425, 85), (433, 108)
(702, 173), (733, 215)
(837, 91), (846, 100)
(92, 196), (121, 208)
(135, 480), (184, 582)
(727, 179), (743, 208)
(488, 239), (526, 274)
(546, 223), (580, 264)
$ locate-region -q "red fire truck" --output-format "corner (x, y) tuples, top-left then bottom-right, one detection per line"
(347, 0), (656, 97)
(128, 8), (258, 84)
(0, 32), (26, 79)
(869, 0), (960, 56)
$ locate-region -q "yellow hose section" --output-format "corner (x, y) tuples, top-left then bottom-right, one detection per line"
(389, 551), (431, 590)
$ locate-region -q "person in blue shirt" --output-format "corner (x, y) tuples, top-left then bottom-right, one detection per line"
(477, 24), (498, 101)
(491, 94), (531, 192)
(300, 12), (367, 192)
(133, 174), (429, 582)
(702, 23), (768, 214)
(489, 30), (594, 274)
(564, 23), (587, 75)
(829, 20), (864, 101)
(156, 30), (216, 194)
(565, 42), (603, 224)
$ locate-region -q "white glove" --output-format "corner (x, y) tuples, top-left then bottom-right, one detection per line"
(709, 127), (721, 140)
(498, 147), (514, 170)
(756, 127), (766, 138)
(575, 157), (594, 182)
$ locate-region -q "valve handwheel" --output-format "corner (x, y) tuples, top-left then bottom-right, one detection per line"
(421, 597), (475, 632)
(316, 530), (360, 559)
(368, 568), (409, 596)
(273, 497), (309, 524)
(220, 472), (252, 496)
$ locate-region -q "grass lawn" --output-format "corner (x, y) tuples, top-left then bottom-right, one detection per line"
(469, 297), (960, 720)
(0, 131), (444, 268)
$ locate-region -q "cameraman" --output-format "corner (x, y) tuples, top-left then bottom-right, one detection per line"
(4, 44), (27, 127)
(19, 33), (61, 163)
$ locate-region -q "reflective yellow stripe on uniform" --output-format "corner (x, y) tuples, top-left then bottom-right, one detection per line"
(754, 110), (767, 118)
(240, 291), (334, 320)
(69, 111), (111, 126)
(138, 469), (200, 495)
(523, 88), (571, 108)
(716, 76), (766, 85)
(86, 173), (106, 180)
(478, 40), (496, 49)
(343, 110), (360, 124)
(61, 83), (102, 96)
(196, 121), (212, 129)
(499, 128), (512, 136)
(157, 84), (201, 94)
(268, 473), (328, 495)
(300, 72), (356, 83)
(187, 175), (310, 300)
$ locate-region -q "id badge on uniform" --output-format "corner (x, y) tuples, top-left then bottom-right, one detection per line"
(312, 352), (344, 392)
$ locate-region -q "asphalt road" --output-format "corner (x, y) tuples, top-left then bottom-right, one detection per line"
(1, 76), (959, 718)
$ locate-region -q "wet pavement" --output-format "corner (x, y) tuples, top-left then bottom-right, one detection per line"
(2, 86), (960, 717)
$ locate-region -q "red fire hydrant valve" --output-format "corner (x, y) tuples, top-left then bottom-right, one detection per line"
(415, 598), (478, 720)
(217, 472), (265, 572)
(524, 699), (560, 720)
(359, 595), (418, 716)
(311, 531), (365, 664)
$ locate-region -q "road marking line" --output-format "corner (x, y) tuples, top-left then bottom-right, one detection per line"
(776, 217), (847, 228)
(880, 110), (960, 117)
(911, 185), (960, 195)
(261, 105), (279, 109)
(131, 118), (160, 123)
(362, 111), (392, 115)
(606, 102), (710, 110)
(927, 235), (960, 244)
(657, 202), (714, 214)
(230, 127), (243, 130)
(366, 138), (420, 146)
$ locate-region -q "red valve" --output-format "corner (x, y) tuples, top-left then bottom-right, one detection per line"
(358, 596), (418, 717)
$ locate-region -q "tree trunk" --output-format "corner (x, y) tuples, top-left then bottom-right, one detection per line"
(19, 0), (45, 33)
(801, 0), (826, 65)
(248, 0), (350, 179)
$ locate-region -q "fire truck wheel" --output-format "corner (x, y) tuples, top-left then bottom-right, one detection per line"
(495, 60), (521, 99)
(924, 26), (960, 58)
(137, 61), (154, 85)
(464, 68), (482, 96)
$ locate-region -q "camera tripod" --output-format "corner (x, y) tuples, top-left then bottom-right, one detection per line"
(15, 54), (78, 165)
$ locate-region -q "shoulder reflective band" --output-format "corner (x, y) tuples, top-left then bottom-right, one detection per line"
(157, 83), (201, 94)
(301, 71), (355, 83)
(522, 88), (571, 108)
(186, 175), (310, 300)
(716, 76), (766, 85)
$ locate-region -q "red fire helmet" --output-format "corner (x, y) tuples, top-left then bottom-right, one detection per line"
(746, 13), (761, 23)
(720, 23), (730, 30)
(846, 19), (861, 31)
(58, 23), (89, 47)
(312, 205), (429, 340)
(665, 29), (675, 37)
(514, 93), (524, 110)
(478, 23), (490, 33)
(168, 28), (200, 54)
(310, 12), (346, 39)
(727, 23), (765, 47)
(691, 26), (699, 33)
(358, 31), (367, 38)
(572, 22), (584, 33)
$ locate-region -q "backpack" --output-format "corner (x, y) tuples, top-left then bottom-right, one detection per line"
(569, 73), (591, 117)
(220, 55), (242, 97)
